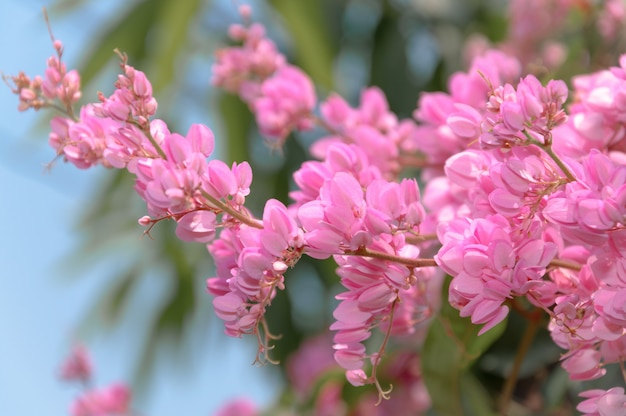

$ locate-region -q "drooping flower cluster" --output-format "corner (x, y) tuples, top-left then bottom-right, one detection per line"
(411, 44), (626, 412)
(207, 199), (306, 359)
(60, 345), (132, 416)
(211, 6), (315, 146)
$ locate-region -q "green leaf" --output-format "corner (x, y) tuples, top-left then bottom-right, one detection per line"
(77, 0), (168, 88)
(268, 0), (336, 89)
(421, 277), (505, 415)
(144, 0), (204, 94)
(218, 93), (253, 163)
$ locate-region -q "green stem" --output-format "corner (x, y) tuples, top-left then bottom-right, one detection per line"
(498, 310), (541, 415)
(525, 133), (576, 182)
(542, 144), (576, 182)
(201, 191), (263, 229)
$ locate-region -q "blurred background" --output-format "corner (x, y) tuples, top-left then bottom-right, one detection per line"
(2, 0), (625, 415)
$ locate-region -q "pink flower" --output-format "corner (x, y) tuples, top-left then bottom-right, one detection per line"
(561, 348), (606, 381)
(59, 344), (92, 383)
(480, 75), (568, 149)
(49, 106), (122, 169)
(286, 334), (338, 397)
(253, 65), (316, 145)
(436, 214), (556, 334)
(208, 199), (304, 340)
(544, 150), (626, 246)
(94, 61), (157, 127)
(578, 387), (626, 416)
(592, 288), (626, 340)
(212, 16), (286, 98)
(291, 142), (382, 205)
(553, 55), (626, 159)
(214, 398), (258, 416)
(70, 383), (131, 416)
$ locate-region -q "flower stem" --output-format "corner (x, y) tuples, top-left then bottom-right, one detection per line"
(344, 247), (438, 268)
(542, 143), (576, 182)
(498, 309), (542, 415)
(201, 191), (263, 229)
(405, 233), (439, 244)
(525, 133), (576, 182)
(548, 258), (582, 271)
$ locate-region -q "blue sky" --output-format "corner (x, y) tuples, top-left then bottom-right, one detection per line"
(0, 1), (281, 415)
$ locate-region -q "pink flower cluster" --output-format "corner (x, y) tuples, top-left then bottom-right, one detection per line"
(410, 50), (521, 178)
(312, 87), (414, 178)
(211, 6), (315, 146)
(60, 345), (132, 416)
(413, 48), (626, 403)
(207, 199), (305, 354)
(5, 39), (81, 112)
(553, 55), (626, 160)
(11, 2), (626, 413)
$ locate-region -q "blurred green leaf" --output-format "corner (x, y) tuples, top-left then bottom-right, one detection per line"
(422, 277), (505, 415)
(268, 0), (336, 90)
(145, 0), (204, 92)
(77, 0), (167, 88)
(218, 93), (252, 163)
(370, 6), (422, 116)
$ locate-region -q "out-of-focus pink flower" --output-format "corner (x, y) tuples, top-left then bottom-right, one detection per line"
(60, 344), (92, 383)
(253, 65), (316, 145)
(214, 398), (258, 416)
(287, 334), (338, 397)
(70, 383), (131, 416)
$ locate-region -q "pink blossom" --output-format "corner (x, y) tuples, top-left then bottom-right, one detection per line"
(49, 106), (122, 169)
(480, 75), (568, 149)
(313, 87), (405, 177)
(252, 65), (316, 145)
(409, 49), (521, 176)
(553, 55), (626, 159)
(577, 387), (626, 416)
(214, 398), (258, 416)
(212, 19), (286, 97)
(320, 87), (397, 133)
(544, 150), (626, 245)
(208, 199), (304, 339)
(70, 383), (131, 416)
(592, 288), (626, 340)
(561, 348), (606, 381)
(59, 344), (92, 383)
(94, 61), (157, 127)
(436, 214), (556, 334)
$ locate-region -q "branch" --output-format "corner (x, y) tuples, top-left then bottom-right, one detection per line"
(344, 247), (438, 268)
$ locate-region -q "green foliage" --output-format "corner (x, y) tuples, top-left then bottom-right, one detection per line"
(268, 0), (338, 90)
(422, 277), (506, 415)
